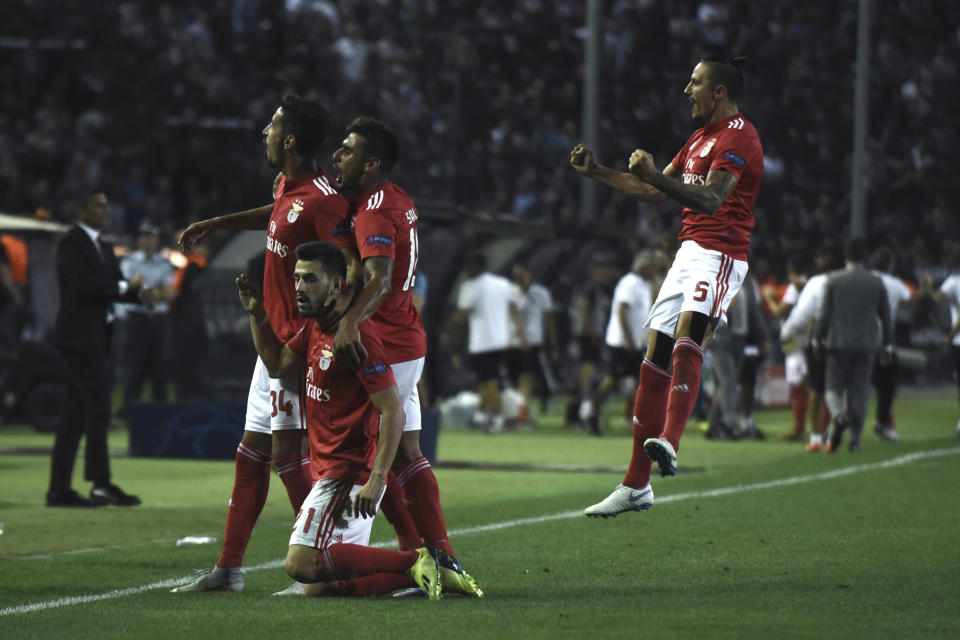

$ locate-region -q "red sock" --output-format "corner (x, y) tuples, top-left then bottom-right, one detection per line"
(623, 359), (672, 488)
(318, 544), (418, 581)
(660, 338), (704, 451)
(379, 471), (423, 550)
(217, 442), (271, 568)
(789, 384), (808, 434)
(337, 574), (416, 597)
(275, 455), (313, 514)
(397, 457), (453, 556)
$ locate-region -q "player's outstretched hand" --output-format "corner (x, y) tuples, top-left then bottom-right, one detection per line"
(353, 478), (386, 519)
(333, 321), (368, 371)
(628, 149), (657, 179)
(570, 143), (596, 177)
(236, 273), (264, 314)
(178, 220), (214, 252)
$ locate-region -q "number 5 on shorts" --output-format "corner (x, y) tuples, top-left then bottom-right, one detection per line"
(693, 281), (709, 302)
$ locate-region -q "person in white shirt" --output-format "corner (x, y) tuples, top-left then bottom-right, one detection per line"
(583, 252), (657, 435)
(868, 248), (914, 442)
(510, 263), (558, 417)
(780, 249), (836, 452)
(778, 259), (808, 441)
(919, 250), (960, 437)
(445, 251), (524, 431)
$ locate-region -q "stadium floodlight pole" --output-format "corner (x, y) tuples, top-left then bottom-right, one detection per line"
(850, 0), (871, 238)
(579, 0), (599, 223)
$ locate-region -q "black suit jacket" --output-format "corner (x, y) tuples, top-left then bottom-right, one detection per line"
(53, 225), (140, 351)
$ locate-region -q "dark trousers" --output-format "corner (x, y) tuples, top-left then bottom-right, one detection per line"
(824, 349), (874, 446)
(49, 345), (112, 491)
(871, 351), (897, 425)
(121, 312), (169, 409)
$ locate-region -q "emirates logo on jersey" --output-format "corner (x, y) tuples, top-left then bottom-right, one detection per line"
(698, 139), (716, 158)
(287, 199), (304, 223)
(318, 348), (333, 371)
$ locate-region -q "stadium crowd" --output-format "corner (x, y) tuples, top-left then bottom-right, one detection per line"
(2, 0), (959, 280)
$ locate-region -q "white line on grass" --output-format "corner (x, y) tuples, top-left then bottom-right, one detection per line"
(3, 446), (958, 617)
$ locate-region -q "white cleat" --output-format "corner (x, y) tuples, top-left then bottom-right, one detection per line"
(272, 582), (306, 596)
(171, 567), (244, 593)
(644, 437), (678, 476)
(584, 483), (654, 518)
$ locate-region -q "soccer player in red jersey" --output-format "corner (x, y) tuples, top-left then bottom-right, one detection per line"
(173, 96), (354, 592)
(233, 241), (481, 598)
(328, 117), (480, 585)
(571, 56), (764, 517)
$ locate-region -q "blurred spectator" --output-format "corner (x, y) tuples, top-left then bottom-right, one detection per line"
(780, 249), (836, 452)
(868, 247), (914, 442)
(116, 222), (175, 416)
(0, 235), (26, 344)
(444, 251), (524, 432)
(814, 237), (891, 453)
(170, 245), (211, 399)
(511, 262), (559, 417)
(584, 251), (656, 435)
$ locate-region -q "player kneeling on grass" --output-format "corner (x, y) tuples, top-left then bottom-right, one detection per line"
(236, 241), (481, 598)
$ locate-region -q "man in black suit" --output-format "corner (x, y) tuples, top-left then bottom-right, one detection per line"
(47, 192), (145, 507)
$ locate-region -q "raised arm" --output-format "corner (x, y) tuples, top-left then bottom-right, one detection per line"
(179, 204), (274, 252)
(353, 384), (405, 518)
(236, 273), (303, 378)
(629, 149), (737, 215)
(570, 144), (670, 203)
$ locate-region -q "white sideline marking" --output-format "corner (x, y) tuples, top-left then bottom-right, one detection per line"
(3, 446), (958, 616)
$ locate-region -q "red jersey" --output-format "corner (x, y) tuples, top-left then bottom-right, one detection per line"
(264, 171), (353, 342)
(352, 182), (427, 362)
(670, 112), (763, 261)
(286, 320), (396, 484)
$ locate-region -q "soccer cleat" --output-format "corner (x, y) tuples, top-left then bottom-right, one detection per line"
(805, 440), (823, 453)
(584, 483), (654, 518)
(874, 424), (900, 442)
(272, 582), (306, 596)
(391, 587), (427, 599)
(406, 547), (442, 601)
(171, 567), (244, 593)
(643, 438), (678, 476)
(434, 549), (484, 598)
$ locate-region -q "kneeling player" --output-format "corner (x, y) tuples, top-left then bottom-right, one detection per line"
(238, 241), (481, 598)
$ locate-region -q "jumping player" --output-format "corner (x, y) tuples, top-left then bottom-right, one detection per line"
(571, 56), (764, 517)
(173, 96), (353, 591)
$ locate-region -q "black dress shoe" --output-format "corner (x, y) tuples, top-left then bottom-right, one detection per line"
(90, 484), (142, 506)
(47, 489), (99, 507)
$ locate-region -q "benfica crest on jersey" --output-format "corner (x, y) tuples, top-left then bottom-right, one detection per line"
(319, 348), (333, 370)
(287, 199), (304, 223)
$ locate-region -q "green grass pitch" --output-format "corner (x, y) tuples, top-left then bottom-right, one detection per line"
(1, 389), (959, 639)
